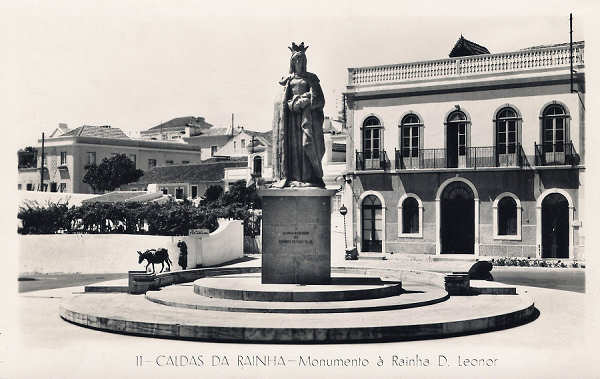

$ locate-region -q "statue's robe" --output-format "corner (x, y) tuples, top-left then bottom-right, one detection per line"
(272, 72), (325, 187)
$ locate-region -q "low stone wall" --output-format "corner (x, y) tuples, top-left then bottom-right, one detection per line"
(18, 220), (243, 274)
(332, 266), (446, 288)
(127, 267), (261, 294)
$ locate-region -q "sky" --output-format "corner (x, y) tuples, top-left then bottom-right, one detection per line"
(4, 0), (595, 148)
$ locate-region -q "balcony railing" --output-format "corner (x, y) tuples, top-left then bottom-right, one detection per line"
(356, 151), (389, 170)
(348, 42), (584, 87)
(534, 141), (579, 166)
(393, 145), (523, 170)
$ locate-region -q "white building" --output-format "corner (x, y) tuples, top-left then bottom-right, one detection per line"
(342, 37), (585, 261)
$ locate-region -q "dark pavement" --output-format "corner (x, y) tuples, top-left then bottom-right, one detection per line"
(18, 273), (128, 293)
(491, 268), (585, 293)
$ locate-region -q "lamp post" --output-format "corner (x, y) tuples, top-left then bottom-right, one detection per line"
(339, 204), (348, 251)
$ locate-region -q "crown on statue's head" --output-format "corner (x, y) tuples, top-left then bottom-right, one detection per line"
(288, 42), (309, 54)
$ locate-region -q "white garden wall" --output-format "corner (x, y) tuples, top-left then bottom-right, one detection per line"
(200, 219), (244, 266)
(18, 220), (243, 274)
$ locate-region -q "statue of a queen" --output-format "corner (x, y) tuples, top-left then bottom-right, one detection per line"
(272, 42), (326, 188)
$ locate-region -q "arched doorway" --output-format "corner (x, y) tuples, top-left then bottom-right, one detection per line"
(541, 193), (569, 258)
(441, 181), (475, 254)
(253, 155), (262, 177)
(446, 111), (468, 168)
(361, 195), (383, 252)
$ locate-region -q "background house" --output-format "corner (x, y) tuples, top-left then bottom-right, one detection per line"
(18, 125), (204, 194)
(123, 157), (249, 199)
(139, 116), (213, 142)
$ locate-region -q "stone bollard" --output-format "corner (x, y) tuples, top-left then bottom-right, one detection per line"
(444, 273), (471, 296)
(128, 271), (157, 294)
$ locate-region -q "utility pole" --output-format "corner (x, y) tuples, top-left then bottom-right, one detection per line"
(231, 113), (234, 136)
(570, 13), (574, 93)
(40, 132), (45, 191)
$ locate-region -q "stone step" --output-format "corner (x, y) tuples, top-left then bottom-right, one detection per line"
(470, 280), (518, 295)
(192, 273), (403, 302)
(146, 282), (448, 313)
(84, 285), (129, 293)
(358, 253), (387, 260)
(84, 278), (129, 293)
(432, 255), (478, 262)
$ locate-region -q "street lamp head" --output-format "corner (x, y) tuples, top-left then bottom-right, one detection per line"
(339, 204), (347, 216)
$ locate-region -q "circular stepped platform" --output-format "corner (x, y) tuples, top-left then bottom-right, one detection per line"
(192, 273), (403, 302)
(60, 269), (537, 343)
(60, 290), (536, 343)
(147, 281), (448, 313)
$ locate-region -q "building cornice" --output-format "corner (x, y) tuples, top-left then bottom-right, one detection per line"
(34, 136), (202, 152)
(344, 72), (584, 101)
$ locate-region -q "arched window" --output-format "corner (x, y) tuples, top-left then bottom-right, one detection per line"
(498, 197), (517, 235)
(542, 104), (567, 153)
(361, 194), (383, 252)
(398, 194), (423, 238)
(493, 193), (521, 240)
(496, 108), (518, 155)
(400, 114), (421, 158)
(362, 116), (383, 170)
(253, 155), (262, 177)
(363, 116), (381, 127)
(402, 197), (419, 234)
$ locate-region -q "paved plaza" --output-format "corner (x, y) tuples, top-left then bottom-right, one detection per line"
(9, 257), (594, 378)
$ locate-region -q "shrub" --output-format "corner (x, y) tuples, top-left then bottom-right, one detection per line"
(18, 200), (222, 236)
(17, 181), (260, 236)
(490, 257), (583, 269)
(18, 200), (71, 234)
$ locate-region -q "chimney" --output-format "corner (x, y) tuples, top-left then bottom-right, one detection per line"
(58, 123), (69, 132)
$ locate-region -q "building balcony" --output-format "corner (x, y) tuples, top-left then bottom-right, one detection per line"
(534, 141), (580, 166)
(18, 164), (39, 170)
(348, 42), (584, 87)
(388, 145), (525, 170)
(355, 151), (389, 170)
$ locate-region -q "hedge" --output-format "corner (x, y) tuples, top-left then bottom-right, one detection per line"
(18, 200), (252, 236)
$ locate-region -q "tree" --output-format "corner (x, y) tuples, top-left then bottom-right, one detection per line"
(221, 180), (261, 208)
(203, 185), (224, 203)
(82, 154), (144, 193)
(18, 146), (37, 168)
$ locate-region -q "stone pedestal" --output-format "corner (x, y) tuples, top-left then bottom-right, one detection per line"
(128, 271), (158, 294)
(258, 187), (337, 284)
(444, 273), (471, 296)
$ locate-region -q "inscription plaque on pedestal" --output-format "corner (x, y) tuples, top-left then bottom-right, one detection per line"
(259, 188), (336, 284)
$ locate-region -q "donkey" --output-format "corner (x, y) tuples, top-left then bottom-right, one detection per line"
(137, 248), (172, 274)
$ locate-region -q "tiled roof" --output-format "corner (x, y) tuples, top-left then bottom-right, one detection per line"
(244, 130), (273, 147)
(124, 192), (165, 203)
(145, 116), (213, 132)
(61, 125), (130, 139)
(133, 158), (248, 185)
(522, 41), (584, 50)
(449, 35), (490, 58)
(199, 127), (231, 136)
(81, 191), (163, 203)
